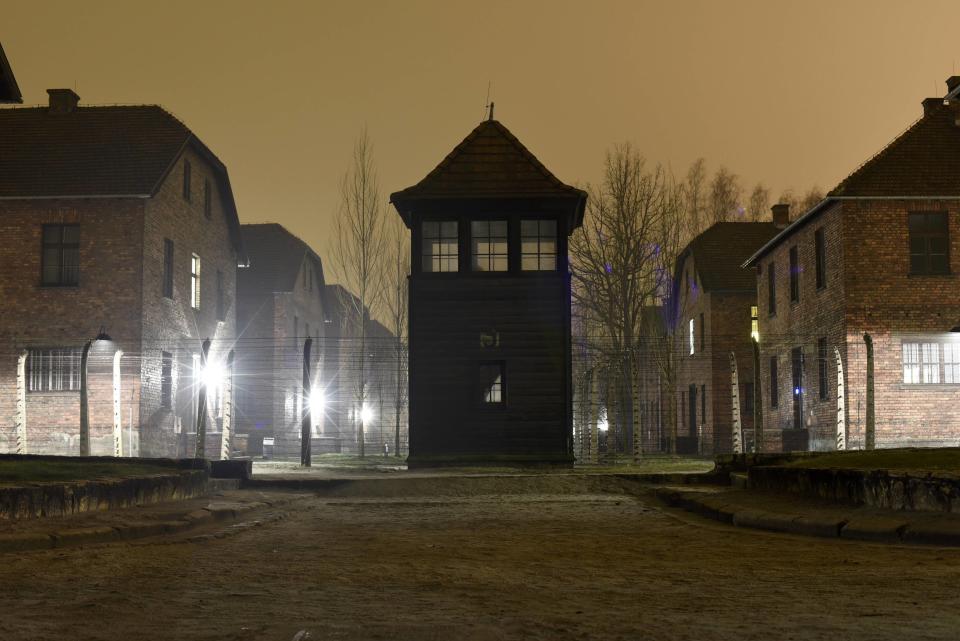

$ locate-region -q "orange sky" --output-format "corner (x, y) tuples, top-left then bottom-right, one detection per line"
(5, 0), (960, 269)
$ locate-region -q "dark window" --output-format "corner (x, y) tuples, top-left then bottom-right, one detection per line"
(480, 362), (505, 404)
(27, 347), (82, 392)
(422, 221), (458, 272)
(699, 313), (705, 351)
(216, 269), (225, 321)
(41, 224), (80, 286)
(791, 347), (804, 429)
(742, 382), (754, 416)
(183, 160), (192, 202)
(203, 178), (212, 218)
(521, 220), (558, 271)
(769, 356), (778, 408)
(471, 220), (508, 271)
(789, 246), (799, 302)
(767, 262), (776, 316)
(818, 337), (829, 401)
(161, 351), (173, 408)
(815, 228), (826, 289)
(162, 239), (174, 299)
(908, 212), (949, 275)
(700, 384), (706, 424)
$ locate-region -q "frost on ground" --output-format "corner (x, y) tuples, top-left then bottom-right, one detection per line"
(1, 483), (958, 641)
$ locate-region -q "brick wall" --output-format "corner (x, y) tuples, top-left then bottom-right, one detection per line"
(140, 147), (238, 458)
(756, 199), (960, 452)
(0, 198), (145, 455)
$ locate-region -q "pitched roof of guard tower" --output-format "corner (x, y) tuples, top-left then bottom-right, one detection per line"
(390, 119), (586, 227)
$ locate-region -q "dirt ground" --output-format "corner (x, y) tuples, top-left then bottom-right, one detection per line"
(2, 482), (959, 641)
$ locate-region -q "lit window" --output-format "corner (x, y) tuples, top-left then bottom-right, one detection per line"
(161, 351), (173, 409)
(480, 362), (504, 404)
(689, 318), (695, 355)
(41, 224), (80, 286)
(750, 305), (759, 341)
(946, 343), (960, 384)
(191, 254), (201, 309)
(422, 221), (458, 272)
(471, 221), (508, 271)
(902, 341), (952, 384)
(521, 220), (557, 271)
(27, 347), (81, 392)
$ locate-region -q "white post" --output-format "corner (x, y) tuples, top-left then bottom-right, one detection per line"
(113, 350), (123, 457)
(16, 351), (27, 454)
(221, 350), (234, 460)
(834, 346), (846, 450)
(729, 352), (743, 454)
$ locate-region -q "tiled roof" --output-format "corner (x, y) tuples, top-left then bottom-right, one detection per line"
(390, 119), (586, 201)
(683, 222), (779, 292)
(239, 223), (324, 296)
(830, 100), (960, 197)
(0, 103), (243, 253)
(0, 105), (192, 197)
(0, 42), (21, 104)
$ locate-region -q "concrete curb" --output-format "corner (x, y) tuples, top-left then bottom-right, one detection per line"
(0, 495), (303, 554)
(655, 488), (960, 546)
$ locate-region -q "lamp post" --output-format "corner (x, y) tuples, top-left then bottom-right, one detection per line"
(80, 328), (112, 457)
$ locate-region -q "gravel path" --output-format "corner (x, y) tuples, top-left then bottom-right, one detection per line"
(1, 489), (958, 641)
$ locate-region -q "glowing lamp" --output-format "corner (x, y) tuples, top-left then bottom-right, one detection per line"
(201, 362), (224, 388)
(360, 403), (374, 424)
(310, 389), (326, 414)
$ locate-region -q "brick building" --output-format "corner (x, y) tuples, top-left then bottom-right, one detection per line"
(746, 81), (960, 451)
(235, 223), (326, 458)
(671, 222), (778, 455)
(0, 90), (242, 457)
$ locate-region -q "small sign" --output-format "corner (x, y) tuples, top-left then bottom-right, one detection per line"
(480, 330), (500, 348)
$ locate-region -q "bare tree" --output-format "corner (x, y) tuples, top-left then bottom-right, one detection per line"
(777, 186), (823, 221)
(382, 214), (410, 457)
(683, 158), (707, 240)
(329, 129), (387, 458)
(570, 144), (683, 457)
(747, 183), (770, 222)
(708, 166), (742, 224)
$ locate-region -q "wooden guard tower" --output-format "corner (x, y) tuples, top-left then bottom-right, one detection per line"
(390, 115), (586, 467)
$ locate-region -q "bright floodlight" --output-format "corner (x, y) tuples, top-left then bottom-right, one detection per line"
(360, 403), (374, 424)
(597, 414), (609, 433)
(310, 389), (326, 414)
(201, 362), (224, 388)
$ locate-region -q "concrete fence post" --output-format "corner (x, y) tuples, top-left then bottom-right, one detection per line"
(194, 338), (211, 459)
(863, 333), (875, 450)
(729, 352), (743, 454)
(752, 337), (763, 453)
(113, 350), (123, 457)
(301, 338), (313, 467)
(16, 351), (27, 454)
(834, 346), (846, 451)
(80, 339), (93, 456)
(221, 350), (235, 460)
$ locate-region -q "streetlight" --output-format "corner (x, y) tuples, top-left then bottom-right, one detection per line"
(80, 328), (112, 457)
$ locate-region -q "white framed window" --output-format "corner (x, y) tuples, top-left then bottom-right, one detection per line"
(27, 347), (82, 392)
(422, 221), (458, 272)
(190, 254), (201, 309)
(521, 220), (558, 271)
(471, 221), (508, 271)
(902, 343), (920, 384)
(945, 342), (960, 384)
(921, 342), (940, 383)
(689, 318), (695, 355)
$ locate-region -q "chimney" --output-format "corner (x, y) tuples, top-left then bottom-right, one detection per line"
(47, 88), (79, 114)
(923, 97), (944, 116)
(771, 203), (790, 229)
(947, 76), (960, 95)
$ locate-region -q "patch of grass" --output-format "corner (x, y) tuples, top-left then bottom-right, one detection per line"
(782, 448), (960, 473)
(579, 456), (716, 475)
(0, 461), (175, 484)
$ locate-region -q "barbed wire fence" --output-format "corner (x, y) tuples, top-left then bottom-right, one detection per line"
(1, 328), (957, 461)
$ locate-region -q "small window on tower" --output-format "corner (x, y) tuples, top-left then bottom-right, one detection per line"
(471, 221), (508, 271)
(480, 362), (505, 405)
(521, 220), (558, 271)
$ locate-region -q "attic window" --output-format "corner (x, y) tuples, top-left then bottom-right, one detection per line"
(183, 160), (192, 202)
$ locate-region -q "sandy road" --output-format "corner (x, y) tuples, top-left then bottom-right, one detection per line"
(1, 489), (958, 641)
